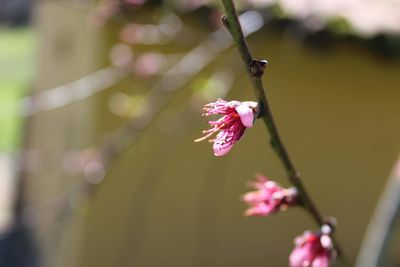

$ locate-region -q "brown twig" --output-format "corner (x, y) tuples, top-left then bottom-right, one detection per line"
(220, 0), (349, 266)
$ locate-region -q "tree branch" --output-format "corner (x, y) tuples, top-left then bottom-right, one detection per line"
(220, 0), (348, 265)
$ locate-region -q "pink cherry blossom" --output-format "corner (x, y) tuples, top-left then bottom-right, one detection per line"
(289, 227), (335, 267)
(242, 174), (298, 216)
(195, 99), (258, 156)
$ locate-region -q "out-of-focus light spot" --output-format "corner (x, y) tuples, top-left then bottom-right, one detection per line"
(84, 161), (105, 184)
(108, 93), (148, 118)
(120, 15), (182, 45)
(134, 53), (166, 77)
(110, 43), (134, 67)
(159, 14), (182, 38)
(120, 23), (141, 44)
(63, 149), (104, 178)
(128, 95), (148, 118)
(109, 93), (132, 117)
(120, 23), (170, 45)
(192, 71), (233, 104)
(79, 150), (102, 166)
(87, 0), (120, 28)
(140, 25), (164, 44)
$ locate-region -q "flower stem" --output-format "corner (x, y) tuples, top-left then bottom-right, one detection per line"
(220, 0), (348, 265)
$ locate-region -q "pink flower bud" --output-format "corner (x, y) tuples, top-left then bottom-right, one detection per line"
(242, 174), (298, 216)
(289, 226), (336, 267)
(194, 99), (258, 156)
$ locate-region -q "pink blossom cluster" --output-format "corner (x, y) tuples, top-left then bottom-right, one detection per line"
(242, 174), (298, 216)
(241, 174), (336, 267)
(290, 225), (336, 267)
(195, 99), (337, 267)
(241, 174), (335, 266)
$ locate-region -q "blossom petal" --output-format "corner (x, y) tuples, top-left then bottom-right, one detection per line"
(242, 101), (258, 109)
(235, 104), (254, 128)
(245, 203), (274, 216)
(289, 245), (314, 267)
(320, 235), (333, 249)
(242, 190), (269, 204)
(213, 140), (234, 156)
(227, 100), (241, 108)
(312, 254), (330, 267)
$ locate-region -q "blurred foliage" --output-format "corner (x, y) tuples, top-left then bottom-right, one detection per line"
(91, 0), (400, 57)
(0, 27), (33, 151)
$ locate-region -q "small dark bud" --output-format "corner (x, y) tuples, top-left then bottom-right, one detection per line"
(221, 15), (229, 28)
(249, 59), (268, 77)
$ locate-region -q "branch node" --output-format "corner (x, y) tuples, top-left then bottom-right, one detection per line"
(249, 59), (268, 77)
(322, 217), (338, 233)
(221, 15), (229, 28)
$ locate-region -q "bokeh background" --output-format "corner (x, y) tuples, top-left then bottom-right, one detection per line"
(1, 0), (400, 266)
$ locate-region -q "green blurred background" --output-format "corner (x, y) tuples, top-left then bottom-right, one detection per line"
(0, 28), (32, 151)
(1, 1), (400, 267)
